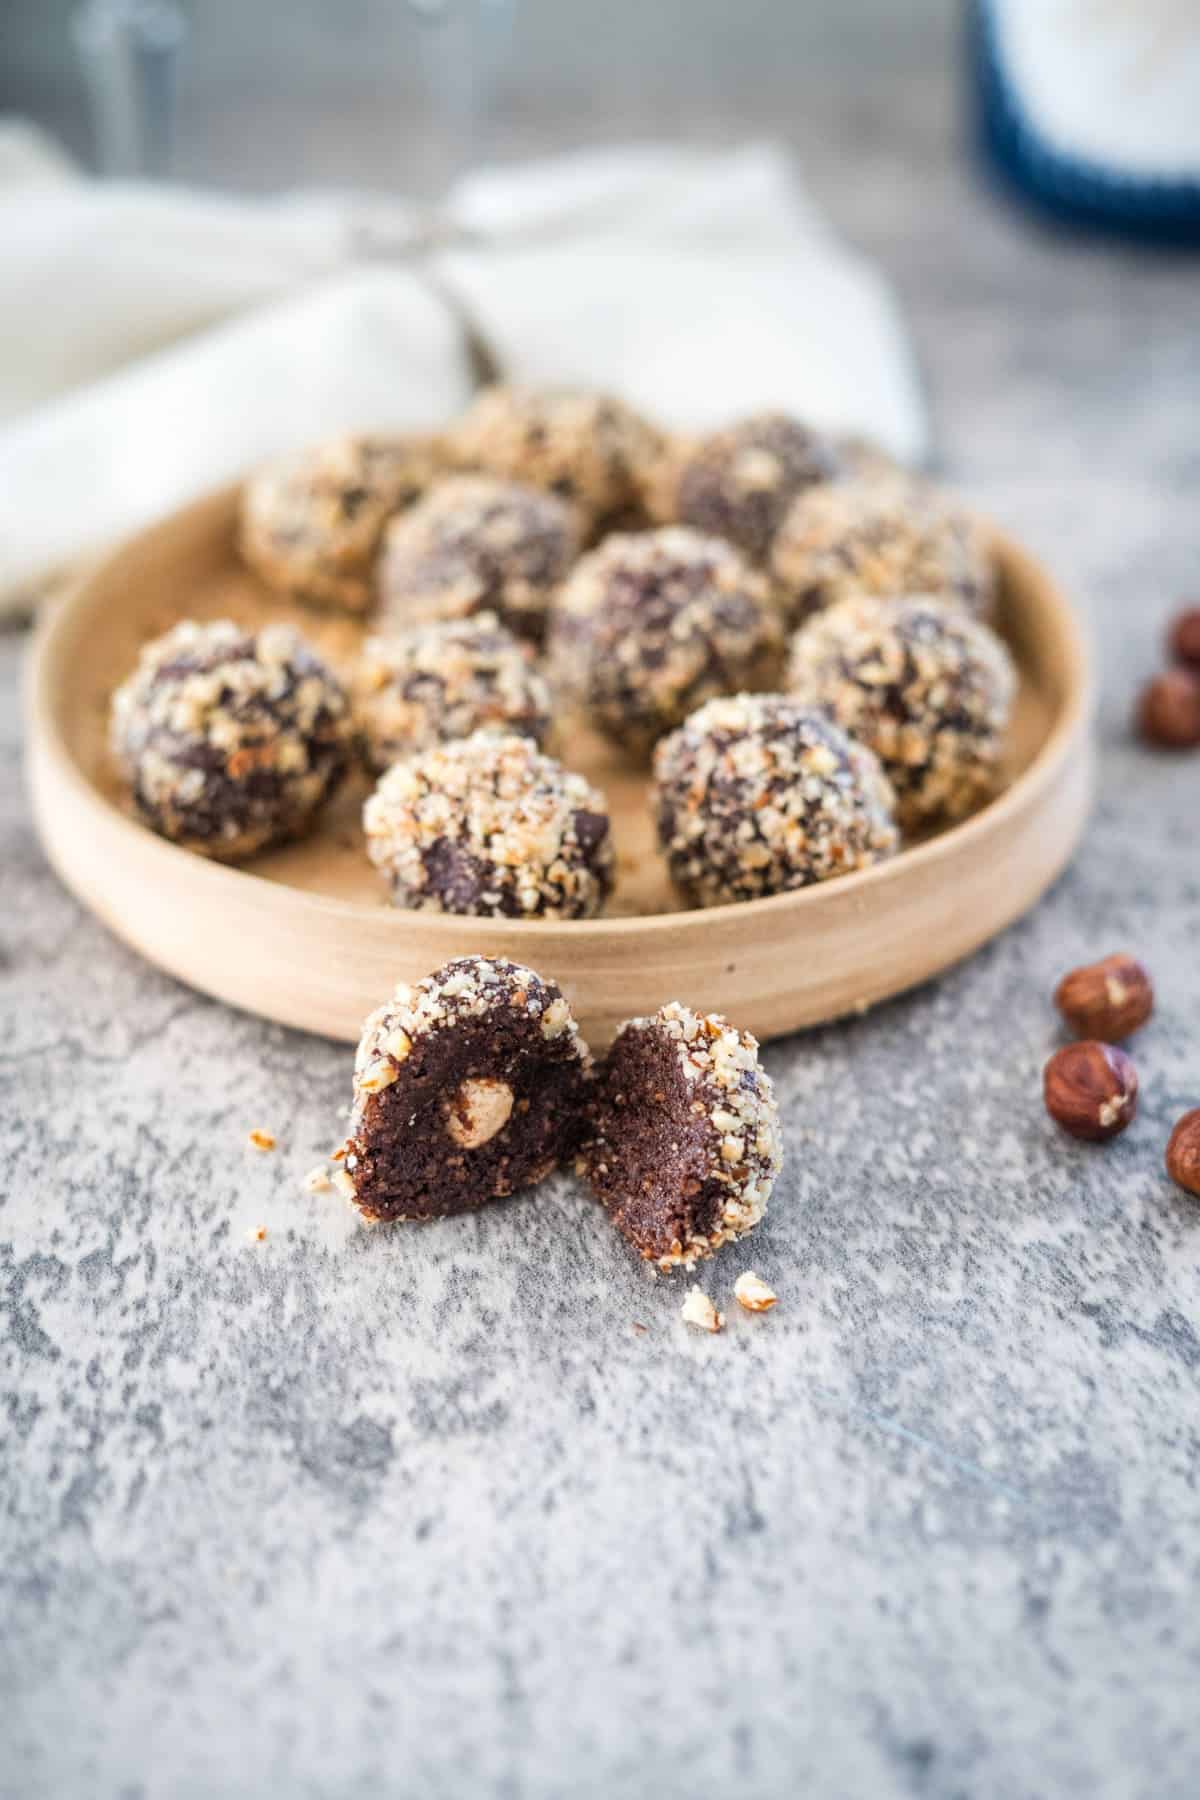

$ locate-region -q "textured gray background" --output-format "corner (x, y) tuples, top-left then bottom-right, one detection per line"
(4, 7), (1200, 1799)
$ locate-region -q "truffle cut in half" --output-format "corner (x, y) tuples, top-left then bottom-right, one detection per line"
(580, 1002), (783, 1271)
(334, 957), (593, 1222)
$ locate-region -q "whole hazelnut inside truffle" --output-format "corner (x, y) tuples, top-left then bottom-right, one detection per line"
(444, 1078), (515, 1149)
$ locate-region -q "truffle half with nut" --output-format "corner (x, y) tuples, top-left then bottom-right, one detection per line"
(1054, 953), (1153, 1042)
(1043, 1041), (1138, 1143)
(363, 731), (614, 918)
(1165, 1110), (1200, 1198)
(376, 475), (583, 645)
(643, 412), (841, 562)
(579, 1000), (783, 1272)
(351, 612), (552, 773)
(110, 619), (354, 860)
(787, 594), (1016, 829)
(240, 433), (443, 612)
(333, 957), (593, 1222)
(548, 526), (783, 761)
(654, 693), (899, 908)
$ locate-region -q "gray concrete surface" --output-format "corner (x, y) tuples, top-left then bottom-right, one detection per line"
(4, 31), (1200, 1800)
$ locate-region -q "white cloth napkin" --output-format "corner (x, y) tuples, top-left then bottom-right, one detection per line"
(0, 123), (927, 606)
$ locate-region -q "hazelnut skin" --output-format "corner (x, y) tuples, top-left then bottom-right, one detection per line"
(1043, 1041), (1138, 1143)
(1137, 669), (1200, 749)
(1165, 1109), (1200, 1197)
(1168, 607), (1200, 671)
(1054, 953), (1153, 1042)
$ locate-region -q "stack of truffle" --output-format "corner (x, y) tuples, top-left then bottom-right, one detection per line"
(110, 383), (1017, 911)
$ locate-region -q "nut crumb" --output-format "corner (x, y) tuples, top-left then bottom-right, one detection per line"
(248, 1129), (276, 1152)
(734, 1271), (778, 1313)
(303, 1166), (332, 1194)
(247, 1224), (268, 1243)
(681, 1286), (724, 1333)
(632, 1321), (648, 1335)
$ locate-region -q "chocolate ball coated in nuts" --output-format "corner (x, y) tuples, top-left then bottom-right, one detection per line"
(1043, 1042), (1138, 1142)
(1054, 953), (1154, 1043)
(644, 412), (841, 562)
(1165, 1110), (1200, 1197)
(549, 526), (783, 761)
(110, 619), (353, 860)
(376, 475), (583, 645)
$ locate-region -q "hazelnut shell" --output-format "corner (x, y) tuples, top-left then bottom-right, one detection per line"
(1165, 1109), (1200, 1197)
(1054, 953), (1153, 1042)
(1043, 1041), (1138, 1143)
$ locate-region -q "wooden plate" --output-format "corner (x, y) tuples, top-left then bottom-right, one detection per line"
(26, 485), (1091, 1046)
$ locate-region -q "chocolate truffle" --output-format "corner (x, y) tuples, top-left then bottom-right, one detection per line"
(334, 957), (592, 1223)
(110, 619), (353, 860)
(787, 594), (1016, 828)
(377, 475), (582, 644)
(549, 526), (783, 761)
(644, 412), (840, 561)
(352, 612), (552, 774)
(581, 1001), (782, 1271)
(240, 433), (442, 613)
(653, 692), (898, 908)
(363, 731), (614, 917)
(769, 473), (995, 626)
(451, 384), (661, 533)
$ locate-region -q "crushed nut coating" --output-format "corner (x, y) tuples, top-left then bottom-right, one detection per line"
(644, 411), (841, 561)
(377, 475), (583, 644)
(734, 1271), (779, 1312)
(450, 383), (662, 531)
(549, 526), (783, 760)
(363, 730), (614, 917)
(770, 472), (995, 626)
(351, 611), (552, 772)
(653, 692), (898, 908)
(240, 433), (443, 612)
(681, 1287), (725, 1332)
(110, 618), (353, 860)
(787, 593), (1015, 829)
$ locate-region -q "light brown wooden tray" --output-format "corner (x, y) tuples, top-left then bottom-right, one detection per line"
(26, 484), (1091, 1046)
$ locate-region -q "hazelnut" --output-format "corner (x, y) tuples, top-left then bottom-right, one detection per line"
(680, 1286), (724, 1333)
(1168, 606), (1200, 670)
(1165, 1109), (1200, 1197)
(1054, 953), (1153, 1042)
(1137, 669), (1200, 749)
(1043, 1042), (1138, 1142)
(733, 1271), (778, 1313)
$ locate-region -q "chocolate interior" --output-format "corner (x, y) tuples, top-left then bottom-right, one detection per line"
(583, 1023), (722, 1259)
(350, 1009), (588, 1221)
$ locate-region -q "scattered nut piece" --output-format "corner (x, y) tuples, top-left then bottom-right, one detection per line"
(1137, 669), (1200, 749)
(1043, 1041), (1138, 1142)
(1168, 606), (1200, 670)
(248, 1129), (276, 1152)
(734, 1271), (778, 1313)
(632, 1321), (648, 1335)
(680, 1286), (724, 1333)
(1165, 1109), (1200, 1197)
(303, 1166), (332, 1194)
(247, 1225), (268, 1243)
(1054, 953), (1153, 1042)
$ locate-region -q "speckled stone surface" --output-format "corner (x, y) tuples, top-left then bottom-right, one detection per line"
(5, 75), (1200, 1800)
